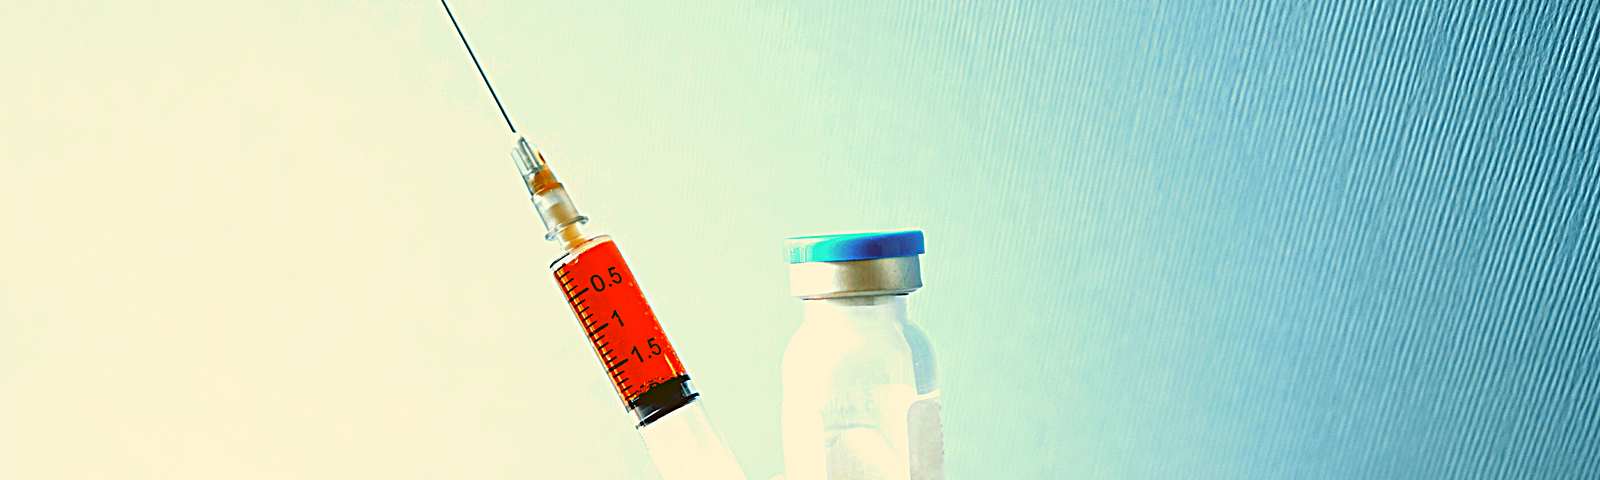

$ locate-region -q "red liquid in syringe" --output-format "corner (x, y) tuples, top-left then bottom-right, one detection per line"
(552, 236), (689, 406)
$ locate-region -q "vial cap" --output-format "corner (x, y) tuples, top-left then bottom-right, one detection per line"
(785, 230), (925, 264)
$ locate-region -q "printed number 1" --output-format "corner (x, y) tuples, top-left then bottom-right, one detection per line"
(612, 310), (623, 327)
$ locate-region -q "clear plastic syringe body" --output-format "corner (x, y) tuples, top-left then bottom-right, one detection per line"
(512, 135), (746, 480)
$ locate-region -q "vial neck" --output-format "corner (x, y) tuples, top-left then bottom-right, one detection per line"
(788, 256), (921, 299)
(802, 294), (910, 327)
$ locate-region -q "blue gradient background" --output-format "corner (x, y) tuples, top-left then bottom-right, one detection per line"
(2, 1), (1596, 478)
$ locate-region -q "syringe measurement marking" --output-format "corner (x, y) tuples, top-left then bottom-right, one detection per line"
(553, 240), (688, 403)
(561, 272), (626, 384)
(577, 292), (632, 390)
(568, 272), (629, 388)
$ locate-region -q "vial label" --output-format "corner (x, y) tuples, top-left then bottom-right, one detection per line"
(906, 391), (945, 480)
(783, 384), (917, 480)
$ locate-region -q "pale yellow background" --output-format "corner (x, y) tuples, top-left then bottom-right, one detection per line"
(2, 2), (767, 478)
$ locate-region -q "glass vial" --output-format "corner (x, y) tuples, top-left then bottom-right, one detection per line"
(782, 231), (945, 480)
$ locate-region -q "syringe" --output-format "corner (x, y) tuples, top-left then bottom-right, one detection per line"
(441, 2), (747, 479)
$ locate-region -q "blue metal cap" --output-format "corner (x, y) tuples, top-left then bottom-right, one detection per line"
(786, 230), (925, 264)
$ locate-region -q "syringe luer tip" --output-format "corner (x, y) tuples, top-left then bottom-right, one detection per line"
(511, 134), (588, 248)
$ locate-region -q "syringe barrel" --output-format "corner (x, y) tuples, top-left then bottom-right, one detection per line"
(552, 236), (747, 479)
(550, 236), (695, 424)
(521, 136), (746, 479)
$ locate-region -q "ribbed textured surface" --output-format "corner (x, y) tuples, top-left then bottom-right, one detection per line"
(902, 2), (1600, 477)
(1, 1), (1594, 479)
